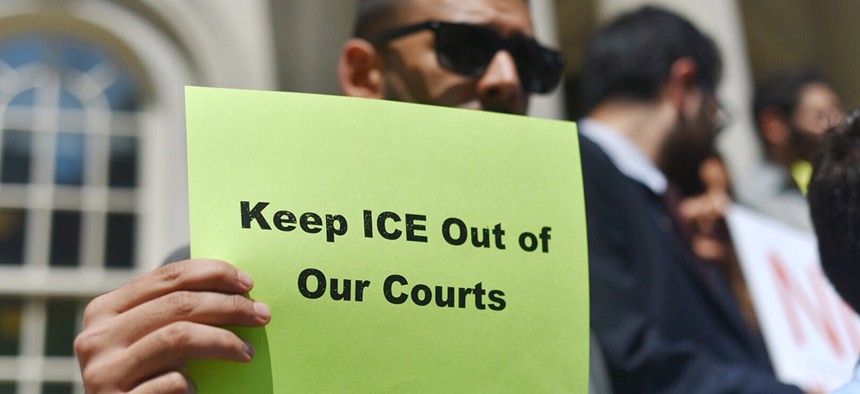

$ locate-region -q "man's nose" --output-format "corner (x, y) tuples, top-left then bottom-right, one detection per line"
(476, 50), (527, 115)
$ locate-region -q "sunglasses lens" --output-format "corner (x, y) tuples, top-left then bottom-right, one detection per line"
(435, 24), (497, 77)
(431, 23), (565, 94)
(511, 38), (564, 94)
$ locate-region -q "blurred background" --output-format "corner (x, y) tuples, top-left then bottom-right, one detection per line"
(0, 0), (856, 393)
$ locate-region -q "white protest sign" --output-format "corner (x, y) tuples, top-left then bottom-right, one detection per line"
(727, 205), (860, 391)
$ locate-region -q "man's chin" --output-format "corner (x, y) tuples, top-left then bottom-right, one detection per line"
(456, 101), (483, 111)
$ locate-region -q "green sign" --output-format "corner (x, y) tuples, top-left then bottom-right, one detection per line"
(186, 87), (589, 392)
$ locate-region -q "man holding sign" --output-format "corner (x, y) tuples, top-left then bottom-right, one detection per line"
(74, 1), (568, 393)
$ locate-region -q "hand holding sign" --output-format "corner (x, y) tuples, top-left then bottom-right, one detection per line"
(74, 259), (271, 393)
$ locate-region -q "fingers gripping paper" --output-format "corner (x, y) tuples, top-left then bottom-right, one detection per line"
(185, 87), (589, 392)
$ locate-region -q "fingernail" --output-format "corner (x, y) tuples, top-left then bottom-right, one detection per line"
(237, 270), (254, 289)
(254, 302), (271, 321)
(244, 340), (255, 358)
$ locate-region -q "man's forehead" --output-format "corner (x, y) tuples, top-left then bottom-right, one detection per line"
(400, 0), (533, 36)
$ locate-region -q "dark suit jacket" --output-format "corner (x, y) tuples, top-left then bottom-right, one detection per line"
(581, 134), (801, 394)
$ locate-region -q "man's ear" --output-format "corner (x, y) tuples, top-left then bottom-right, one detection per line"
(338, 38), (385, 99)
(664, 57), (699, 111)
(758, 106), (791, 147)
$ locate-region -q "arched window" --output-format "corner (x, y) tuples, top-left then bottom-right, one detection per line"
(0, 0), (274, 390)
(0, 31), (147, 394)
(0, 34), (144, 270)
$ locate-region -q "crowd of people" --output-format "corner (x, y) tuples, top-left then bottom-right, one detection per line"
(72, 1), (857, 393)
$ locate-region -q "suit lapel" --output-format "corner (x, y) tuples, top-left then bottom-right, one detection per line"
(642, 187), (767, 355)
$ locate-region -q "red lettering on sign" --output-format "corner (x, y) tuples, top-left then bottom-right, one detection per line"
(770, 252), (845, 357)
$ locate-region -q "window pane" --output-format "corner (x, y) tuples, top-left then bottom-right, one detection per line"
(49, 211), (80, 267)
(42, 382), (74, 394)
(55, 133), (86, 186)
(0, 298), (21, 356)
(1, 129), (32, 184)
(60, 38), (104, 73)
(105, 213), (134, 268)
(0, 208), (26, 265)
(59, 90), (83, 110)
(44, 300), (78, 357)
(108, 136), (137, 188)
(0, 382), (15, 394)
(0, 35), (45, 68)
(105, 75), (140, 112)
(8, 88), (36, 107)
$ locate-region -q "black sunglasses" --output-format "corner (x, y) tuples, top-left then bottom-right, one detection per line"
(370, 20), (565, 94)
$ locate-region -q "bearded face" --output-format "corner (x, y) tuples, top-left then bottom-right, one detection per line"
(659, 90), (723, 197)
(788, 82), (843, 161)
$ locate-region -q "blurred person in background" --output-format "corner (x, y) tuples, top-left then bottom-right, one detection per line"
(736, 70), (843, 232)
(578, 6), (802, 393)
(73, 0), (568, 393)
(808, 108), (860, 393)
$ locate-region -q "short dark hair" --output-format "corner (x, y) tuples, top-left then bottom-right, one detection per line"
(753, 69), (833, 129)
(353, 0), (409, 40)
(808, 109), (860, 312)
(579, 6), (721, 113)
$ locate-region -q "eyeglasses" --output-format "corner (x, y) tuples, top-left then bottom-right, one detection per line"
(712, 98), (732, 133)
(370, 20), (565, 94)
(699, 86), (732, 133)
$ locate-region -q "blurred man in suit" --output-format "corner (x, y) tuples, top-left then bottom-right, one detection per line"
(579, 7), (801, 393)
